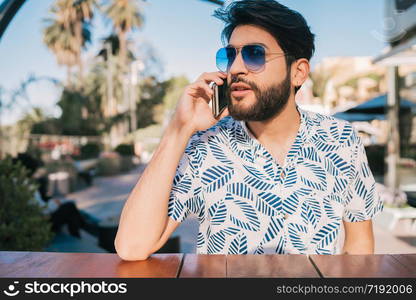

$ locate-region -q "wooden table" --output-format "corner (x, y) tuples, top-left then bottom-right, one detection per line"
(0, 252), (415, 278)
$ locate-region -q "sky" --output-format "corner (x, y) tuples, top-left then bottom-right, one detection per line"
(0, 0), (387, 125)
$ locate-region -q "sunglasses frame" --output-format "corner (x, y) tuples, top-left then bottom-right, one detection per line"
(216, 44), (290, 73)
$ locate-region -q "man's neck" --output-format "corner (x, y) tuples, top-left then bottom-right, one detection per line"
(245, 100), (301, 146)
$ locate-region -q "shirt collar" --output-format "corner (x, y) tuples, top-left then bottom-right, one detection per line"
(235, 104), (310, 166)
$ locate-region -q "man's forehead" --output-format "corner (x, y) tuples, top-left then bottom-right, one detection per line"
(228, 25), (280, 50)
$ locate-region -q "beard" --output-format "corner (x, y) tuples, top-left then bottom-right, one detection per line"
(226, 71), (292, 122)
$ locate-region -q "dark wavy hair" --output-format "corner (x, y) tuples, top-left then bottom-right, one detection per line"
(213, 0), (315, 92)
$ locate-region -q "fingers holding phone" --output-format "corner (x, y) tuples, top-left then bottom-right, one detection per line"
(171, 72), (228, 134)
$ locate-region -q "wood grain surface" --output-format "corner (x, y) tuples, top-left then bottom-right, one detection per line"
(0, 251), (183, 278)
(226, 254), (319, 278)
(1, 252), (416, 278)
(179, 254), (226, 278)
(310, 254), (415, 278)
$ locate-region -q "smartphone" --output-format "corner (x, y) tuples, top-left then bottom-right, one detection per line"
(210, 80), (228, 118)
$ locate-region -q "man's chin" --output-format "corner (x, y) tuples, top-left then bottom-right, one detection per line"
(230, 93), (256, 105)
(228, 105), (258, 121)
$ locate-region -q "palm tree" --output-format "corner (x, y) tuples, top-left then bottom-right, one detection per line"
(72, 0), (97, 85)
(43, 0), (94, 88)
(103, 0), (144, 72)
(43, 17), (78, 87)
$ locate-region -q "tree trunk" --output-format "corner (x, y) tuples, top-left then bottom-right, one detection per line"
(118, 30), (127, 73)
(75, 20), (84, 89)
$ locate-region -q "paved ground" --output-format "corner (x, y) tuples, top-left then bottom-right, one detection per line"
(47, 164), (416, 254)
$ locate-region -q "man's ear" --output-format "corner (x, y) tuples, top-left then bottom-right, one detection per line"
(291, 58), (310, 89)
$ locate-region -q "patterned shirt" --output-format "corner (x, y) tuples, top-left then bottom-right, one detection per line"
(167, 105), (384, 255)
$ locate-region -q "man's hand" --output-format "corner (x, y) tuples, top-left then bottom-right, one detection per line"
(342, 219), (375, 254)
(170, 72), (229, 135)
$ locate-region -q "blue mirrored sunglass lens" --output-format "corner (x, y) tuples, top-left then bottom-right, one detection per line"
(216, 47), (236, 72)
(242, 45), (266, 71)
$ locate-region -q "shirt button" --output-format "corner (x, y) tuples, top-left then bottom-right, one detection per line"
(280, 171), (285, 179)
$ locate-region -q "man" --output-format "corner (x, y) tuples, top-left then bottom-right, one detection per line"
(115, 0), (383, 260)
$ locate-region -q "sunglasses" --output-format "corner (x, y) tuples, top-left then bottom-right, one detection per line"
(216, 44), (289, 73)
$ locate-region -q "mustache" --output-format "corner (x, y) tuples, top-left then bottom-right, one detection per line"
(229, 76), (259, 91)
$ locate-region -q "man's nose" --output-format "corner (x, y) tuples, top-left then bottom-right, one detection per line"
(229, 51), (248, 76)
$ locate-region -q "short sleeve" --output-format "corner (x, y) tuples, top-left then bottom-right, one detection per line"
(342, 134), (384, 222)
(167, 133), (204, 223)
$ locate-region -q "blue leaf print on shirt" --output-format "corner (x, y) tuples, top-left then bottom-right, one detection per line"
(185, 186), (203, 215)
(316, 128), (330, 140)
(325, 152), (349, 173)
(208, 135), (233, 165)
(338, 123), (354, 146)
(171, 173), (192, 194)
(284, 192), (300, 215)
(283, 166), (297, 188)
(243, 164), (267, 180)
(207, 231), (226, 253)
(197, 231), (205, 249)
(354, 175), (368, 200)
(208, 199), (227, 225)
(365, 183), (377, 216)
(284, 187), (311, 216)
(230, 127), (254, 162)
(243, 165), (275, 190)
(254, 242), (264, 254)
(226, 182), (253, 200)
(323, 196), (340, 221)
(263, 161), (277, 182)
(244, 174), (275, 191)
(288, 223), (308, 252)
(190, 142), (207, 171)
(361, 160), (371, 178)
(207, 227), (239, 254)
(256, 192), (282, 216)
(276, 236), (286, 254)
(330, 123), (340, 140)
(323, 156), (340, 177)
(286, 135), (304, 162)
(229, 199), (260, 231)
(310, 222), (339, 249)
(301, 198), (322, 229)
(344, 210), (366, 222)
(262, 216), (284, 243)
(316, 247), (333, 255)
(229, 233), (248, 254)
(301, 146), (322, 164)
(333, 176), (349, 195)
(223, 227), (240, 236)
(168, 195), (190, 221)
(300, 162), (327, 191)
(202, 165), (234, 193)
(312, 135), (339, 152)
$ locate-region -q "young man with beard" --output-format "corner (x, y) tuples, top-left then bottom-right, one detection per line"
(115, 0), (383, 260)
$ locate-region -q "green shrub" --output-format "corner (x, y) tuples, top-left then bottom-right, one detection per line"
(0, 157), (54, 251)
(114, 144), (135, 157)
(78, 143), (101, 160)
